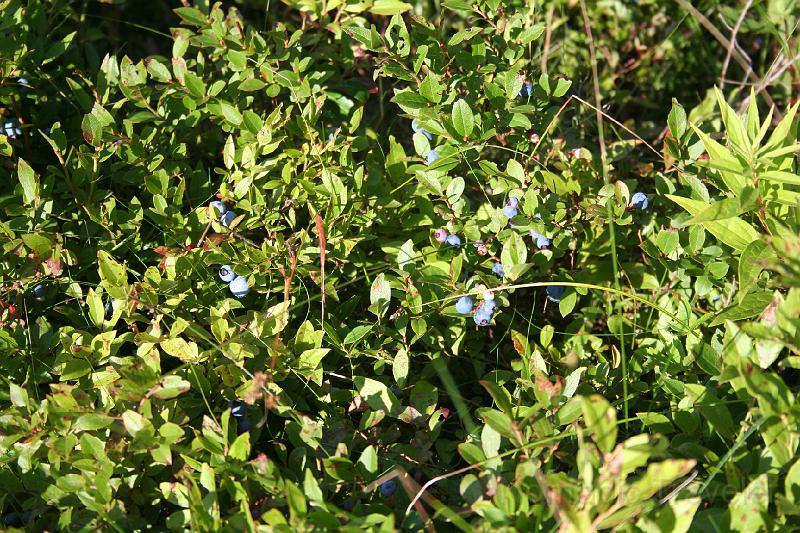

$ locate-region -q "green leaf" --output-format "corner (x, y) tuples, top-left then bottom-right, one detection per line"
(710, 290), (774, 326)
(16, 158), (39, 205)
(739, 240), (774, 296)
(501, 232), (527, 273)
(729, 474), (769, 533)
(451, 99), (474, 138)
(370, 0), (412, 16)
(174, 7), (208, 26)
(666, 195), (758, 252)
(668, 99), (687, 138)
(581, 395), (617, 453)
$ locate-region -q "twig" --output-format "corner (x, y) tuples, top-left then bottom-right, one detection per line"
(720, 0), (753, 89)
(314, 213), (326, 329)
(674, 0), (781, 118)
(271, 241), (297, 370)
(541, 6), (554, 75)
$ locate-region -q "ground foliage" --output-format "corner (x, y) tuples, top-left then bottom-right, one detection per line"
(2, 0), (800, 531)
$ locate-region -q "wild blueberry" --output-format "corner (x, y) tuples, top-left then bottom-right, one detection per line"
(445, 234), (461, 247)
(519, 80), (533, 98)
(630, 192), (649, 210)
(219, 264), (236, 282)
(455, 296), (474, 314)
(18, 78), (29, 93)
(32, 283), (46, 301)
(229, 399), (247, 418)
(3, 121), (19, 139)
(480, 300), (497, 314)
(3, 513), (22, 527)
(209, 200), (227, 216)
(411, 119), (433, 141)
(237, 418), (252, 434)
(530, 229), (551, 249)
(220, 210), (237, 228)
(546, 285), (565, 303)
(473, 309), (492, 326)
(492, 262), (505, 277)
(104, 299), (114, 320)
(506, 197), (519, 209)
(434, 228), (448, 243)
(229, 275), (250, 298)
(503, 205), (518, 218)
(426, 150), (441, 165)
(380, 479), (398, 497)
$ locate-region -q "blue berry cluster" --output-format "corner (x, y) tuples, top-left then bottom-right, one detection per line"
(210, 200), (238, 228)
(3, 120), (22, 139)
(411, 119), (441, 166)
(219, 264), (250, 298)
(229, 399), (252, 434)
(473, 298), (497, 326)
(503, 197), (519, 218)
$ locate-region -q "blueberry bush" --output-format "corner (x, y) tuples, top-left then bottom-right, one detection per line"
(2, 0), (800, 531)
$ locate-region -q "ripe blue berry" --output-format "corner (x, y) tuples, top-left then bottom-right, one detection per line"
(220, 210), (237, 228)
(229, 275), (250, 298)
(104, 299), (114, 320)
(492, 262), (505, 277)
(530, 229), (551, 249)
(411, 119), (433, 140)
(380, 479), (398, 497)
(445, 234), (461, 247)
(32, 284), (46, 301)
(519, 80), (533, 98)
(209, 200), (227, 216)
(546, 285), (565, 303)
(237, 418), (252, 434)
(473, 309), (492, 326)
(455, 296), (474, 314)
(17, 78), (29, 93)
(506, 197), (519, 209)
(630, 192), (649, 210)
(219, 264), (236, 282)
(503, 205), (518, 218)
(229, 399), (247, 418)
(480, 300), (497, 314)
(426, 150), (441, 165)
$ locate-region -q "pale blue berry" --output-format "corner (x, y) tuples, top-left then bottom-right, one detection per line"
(411, 119), (433, 140)
(480, 300), (497, 314)
(229, 399), (247, 418)
(220, 210), (237, 228)
(519, 80), (532, 98)
(229, 275), (250, 298)
(445, 234), (461, 247)
(530, 229), (551, 249)
(503, 205), (518, 218)
(631, 192), (649, 210)
(506, 197), (519, 209)
(455, 296), (473, 314)
(219, 265), (236, 282)
(209, 200), (227, 216)
(426, 150), (441, 165)
(473, 309), (491, 326)
(492, 262), (505, 277)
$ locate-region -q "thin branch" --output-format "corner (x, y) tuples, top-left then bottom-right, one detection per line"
(720, 0), (753, 89)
